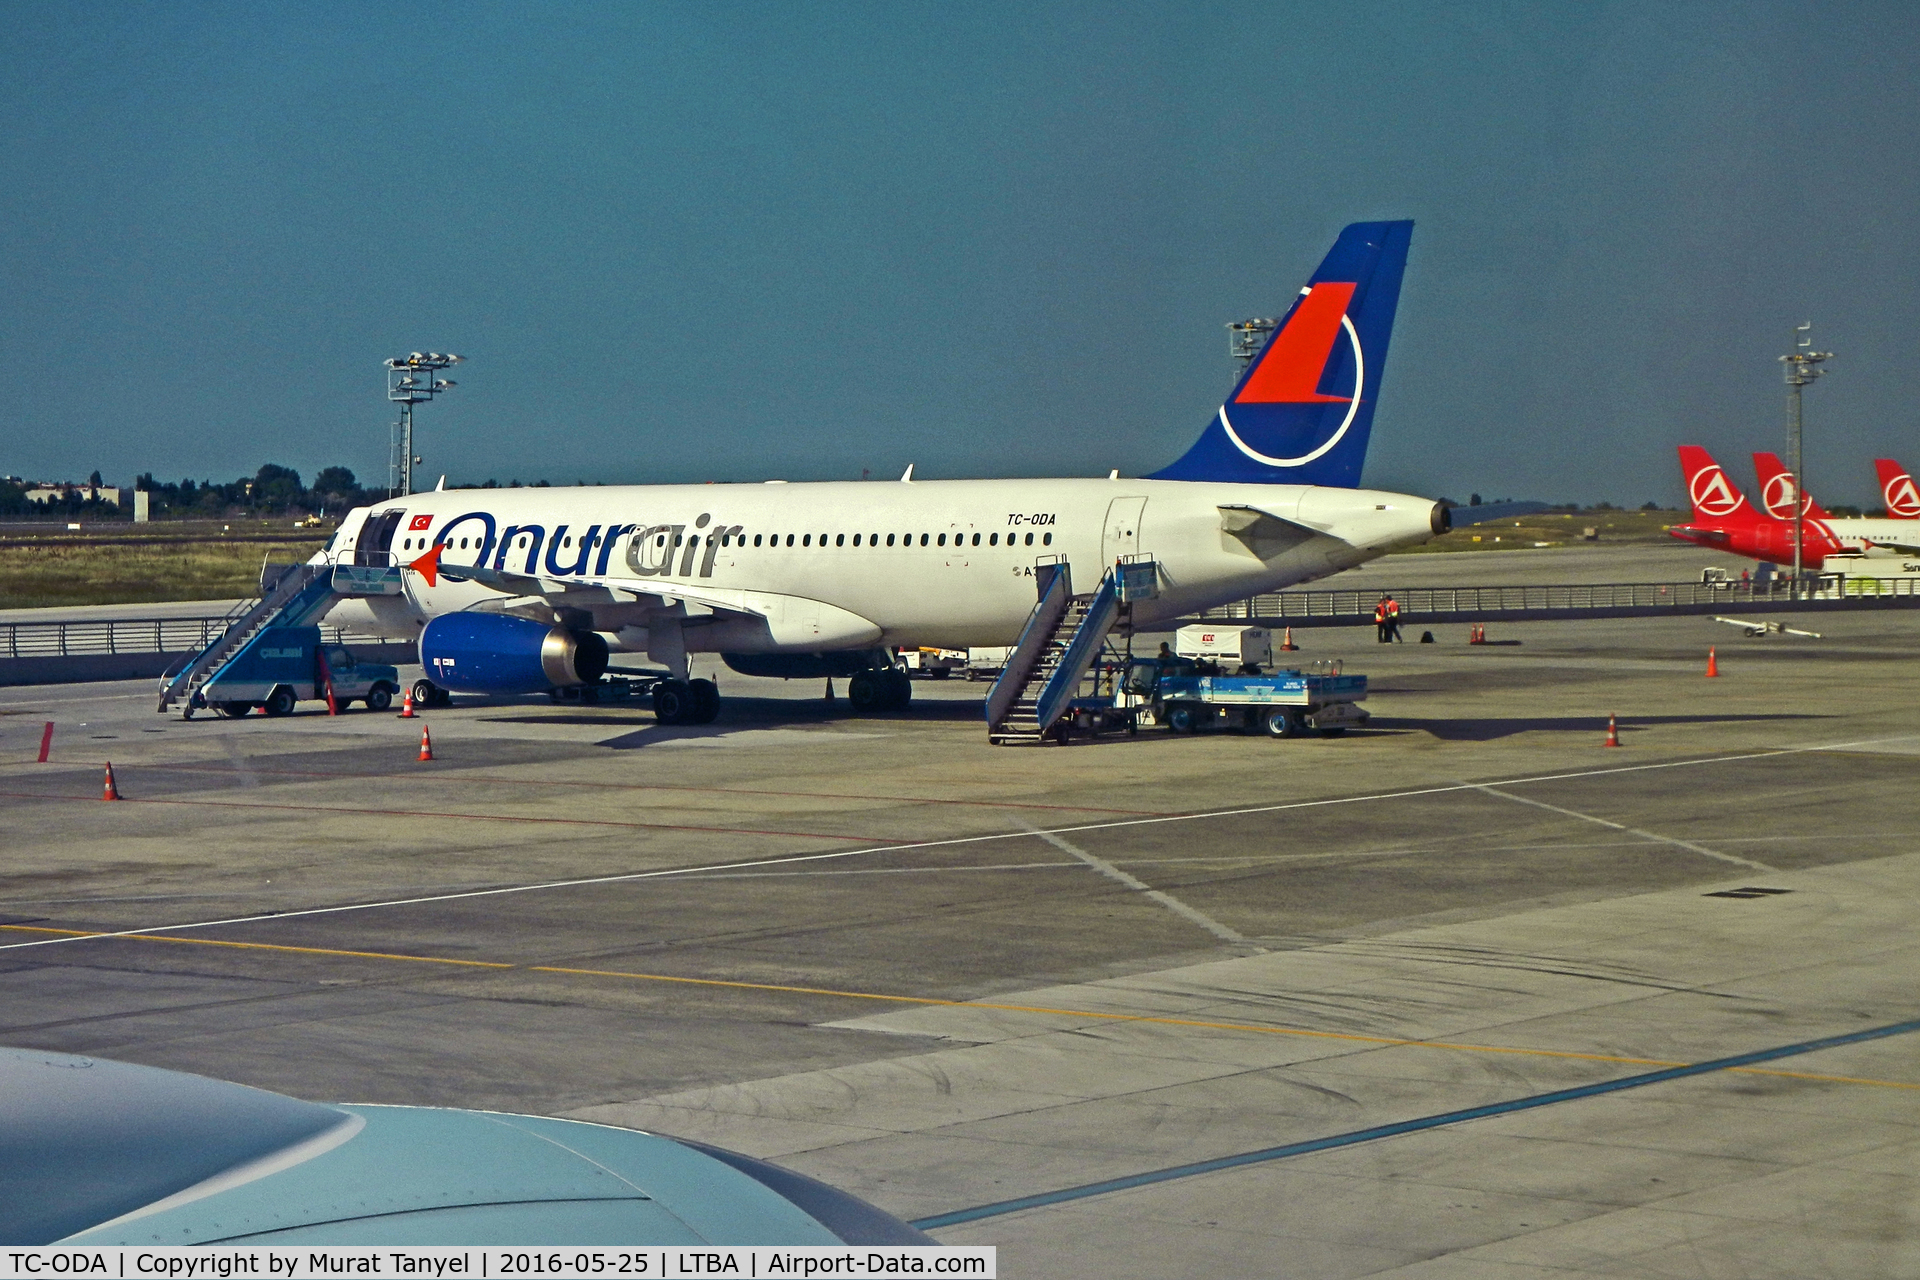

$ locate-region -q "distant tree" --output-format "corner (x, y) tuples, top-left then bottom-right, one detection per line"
(88, 470), (103, 488)
(310, 466), (367, 513)
(1469, 493), (1481, 506)
(251, 464), (303, 512)
(1641, 501), (1660, 510)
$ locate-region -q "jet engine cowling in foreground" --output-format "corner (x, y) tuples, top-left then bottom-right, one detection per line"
(420, 612), (610, 693)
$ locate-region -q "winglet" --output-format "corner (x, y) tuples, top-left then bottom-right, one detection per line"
(408, 542), (443, 587)
(901, 464), (914, 482)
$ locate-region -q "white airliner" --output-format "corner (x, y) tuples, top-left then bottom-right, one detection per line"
(319, 221), (1448, 722)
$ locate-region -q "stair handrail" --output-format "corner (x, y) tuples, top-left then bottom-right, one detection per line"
(155, 564), (326, 711)
(984, 566), (1074, 730)
(1032, 570), (1122, 733)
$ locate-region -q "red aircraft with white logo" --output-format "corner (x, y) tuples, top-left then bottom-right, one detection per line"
(1874, 458), (1920, 519)
(1667, 446), (1840, 567)
(1671, 446), (1920, 567)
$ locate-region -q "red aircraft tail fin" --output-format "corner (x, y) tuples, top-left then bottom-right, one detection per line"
(1678, 446), (1757, 523)
(1875, 458), (1920, 518)
(1752, 452), (1831, 521)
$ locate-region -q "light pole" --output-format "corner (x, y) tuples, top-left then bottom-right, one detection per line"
(1227, 318), (1279, 376)
(1779, 324), (1832, 598)
(385, 352), (464, 496)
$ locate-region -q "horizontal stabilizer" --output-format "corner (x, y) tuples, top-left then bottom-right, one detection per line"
(1448, 501), (1551, 527)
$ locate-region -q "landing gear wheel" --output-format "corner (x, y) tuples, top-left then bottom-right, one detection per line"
(214, 701), (252, 719)
(689, 678), (720, 724)
(412, 678), (444, 709)
(652, 679), (693, 725)
(364, 685), (393, 713)
(848, 672), (883, 713)
(885, 669), (912, 709)
(1265, 709), (1301, 739)
(263, 686), (297, 717)
(1167, 705), (1198, 734)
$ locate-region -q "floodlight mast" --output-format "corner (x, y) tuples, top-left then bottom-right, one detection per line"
(1779, 324), (1832, 600)
(1228, 318), (1279, 375)
(385, 352), (464, 496)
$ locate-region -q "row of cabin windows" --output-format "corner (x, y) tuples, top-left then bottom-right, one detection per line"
(398, 530), (1054, 552)
(740, 530), (1050, 548)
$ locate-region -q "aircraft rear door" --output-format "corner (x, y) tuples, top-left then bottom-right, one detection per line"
(1101, 496), (1147, 567)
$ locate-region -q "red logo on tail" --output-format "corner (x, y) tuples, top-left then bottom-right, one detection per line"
(1235, 283), (1358, 404)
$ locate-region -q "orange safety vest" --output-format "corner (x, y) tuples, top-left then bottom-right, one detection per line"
(1373, 601), (1388, 623)
(1385, 599), (1401, 619)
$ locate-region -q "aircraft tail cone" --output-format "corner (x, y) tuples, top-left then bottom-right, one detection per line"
(398, 689), (416, 718)
(1280, 627), (1298, 651)
(102, 761), (121, 801)
(1706, 646), (1719, 678)
(418, 725), (434, 761)
(1604, 713), (1621, 748)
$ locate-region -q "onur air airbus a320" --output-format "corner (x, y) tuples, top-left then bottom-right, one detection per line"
(319, 220), (1451, 724)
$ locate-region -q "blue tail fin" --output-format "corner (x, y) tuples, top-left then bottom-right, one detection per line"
(1148, 220), (1412, 487)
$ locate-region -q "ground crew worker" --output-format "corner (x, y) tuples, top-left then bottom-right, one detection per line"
(1374, 597), (1390, 643)
(1385, 594), (1403, 642)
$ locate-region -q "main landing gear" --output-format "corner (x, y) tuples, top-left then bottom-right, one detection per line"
(653, 677), (720, 726)
(847, 668), (912, 714)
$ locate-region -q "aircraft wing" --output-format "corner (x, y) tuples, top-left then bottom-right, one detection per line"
(411, 545), (883, 649)
(1864, 538), (1920, 557)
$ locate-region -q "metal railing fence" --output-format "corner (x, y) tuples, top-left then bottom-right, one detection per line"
(1189, 576), (1920, 623)
(1, 616), (399, 660)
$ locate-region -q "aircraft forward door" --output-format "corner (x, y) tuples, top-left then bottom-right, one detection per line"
(354, 510), (405, 567)
(1101, 496), (1147, 567)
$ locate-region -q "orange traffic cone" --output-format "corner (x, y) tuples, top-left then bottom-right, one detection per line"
(1705, 646), (1719, 678)
(1469, 625), (1484, 645)
(1603, 713), (1621, 747)
(1280, 627), (1298, 651)
(398, 688), (416, 718)
(418, 725), (434, 761)
(102, 761), (121, 800)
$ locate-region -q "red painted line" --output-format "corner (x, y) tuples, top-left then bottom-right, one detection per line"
(38, 722), (54, 763)
(0, 788), (886, 841)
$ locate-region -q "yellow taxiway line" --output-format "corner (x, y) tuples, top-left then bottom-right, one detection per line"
(5, 922), (1912, 1092)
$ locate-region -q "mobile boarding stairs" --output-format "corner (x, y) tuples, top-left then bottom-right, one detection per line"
(985, 557), (1158, 745)
(155, 559), (403, 715)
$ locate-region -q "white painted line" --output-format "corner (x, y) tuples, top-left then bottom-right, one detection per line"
(1465, 783), (1776, 872)
(1021, 823), (1263, 950)
(3, 733), (1907, 953)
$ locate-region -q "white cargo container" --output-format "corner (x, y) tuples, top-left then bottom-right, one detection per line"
(1175, 625), (1272, 669)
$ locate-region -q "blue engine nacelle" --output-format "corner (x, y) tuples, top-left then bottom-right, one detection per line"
(420, 612), (610, 694)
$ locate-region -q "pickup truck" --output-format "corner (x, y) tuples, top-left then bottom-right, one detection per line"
(175, 626), (403, 718)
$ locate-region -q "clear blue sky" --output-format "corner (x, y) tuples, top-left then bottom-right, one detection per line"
(3, 3), (1915, 506)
